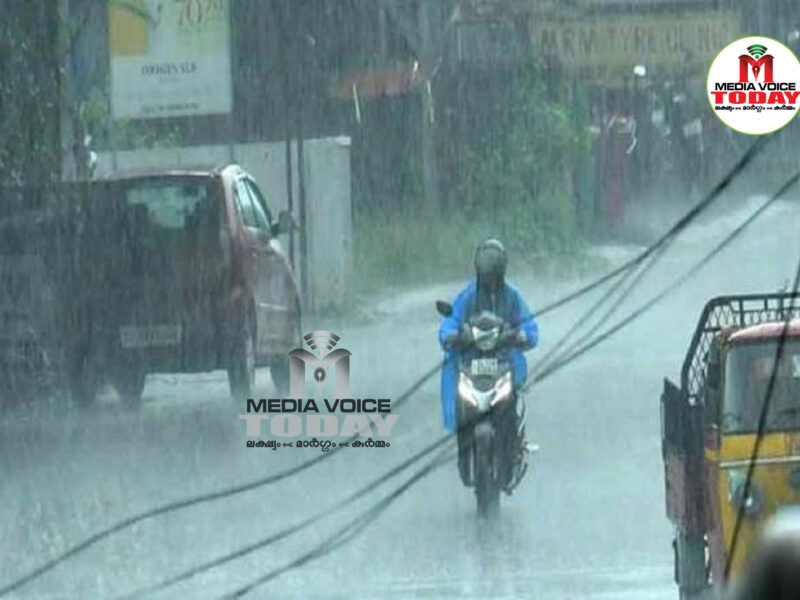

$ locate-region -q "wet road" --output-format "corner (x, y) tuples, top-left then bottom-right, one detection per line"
(1, 195), (799, 599)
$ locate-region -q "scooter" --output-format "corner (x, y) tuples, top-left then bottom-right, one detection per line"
(437, 300), (530, 517)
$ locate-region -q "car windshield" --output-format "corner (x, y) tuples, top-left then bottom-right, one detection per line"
(723, 338), (800, 434)
(122, 178), (217, 232)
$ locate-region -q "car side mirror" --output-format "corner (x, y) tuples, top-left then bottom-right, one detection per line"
(271, 210), (296, 236)
(435, 300), (453, 317)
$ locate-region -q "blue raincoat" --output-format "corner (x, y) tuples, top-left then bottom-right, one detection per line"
(438, 281), (539, 433)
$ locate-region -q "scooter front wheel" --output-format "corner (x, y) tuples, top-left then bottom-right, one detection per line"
(474, 423), (499, 517)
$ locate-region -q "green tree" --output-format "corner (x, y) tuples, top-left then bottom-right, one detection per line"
(0, 3), (61, 184)
(455, 65), (586, 255)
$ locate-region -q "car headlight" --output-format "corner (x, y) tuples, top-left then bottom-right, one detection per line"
(490, 372), (513, 406)
(727, 470), (764, 516)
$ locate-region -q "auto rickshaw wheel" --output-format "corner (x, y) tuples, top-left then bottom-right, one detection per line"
(674, 530), (709, 599)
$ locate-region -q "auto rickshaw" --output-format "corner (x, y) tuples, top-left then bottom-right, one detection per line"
(661, 292), (800, 599)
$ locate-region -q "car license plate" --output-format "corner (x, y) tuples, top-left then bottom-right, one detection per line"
(471, 358), (498, 376)
(120, 325), (182, 349)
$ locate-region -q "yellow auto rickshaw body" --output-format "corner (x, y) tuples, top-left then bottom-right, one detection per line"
(703, 322), (800, 583)
(706, 431), (800, 578)
(661, 294), (800, 600)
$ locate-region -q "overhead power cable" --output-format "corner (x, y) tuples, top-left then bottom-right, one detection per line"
(221, 448), (456, 599)
(522, 134), (777, 386)
(528, 170), (800, 388)
(0, 360), (441, 598)
(119, 436), (456, 598)
(535, 134), (773, 317)
(532, 247), (663, 378)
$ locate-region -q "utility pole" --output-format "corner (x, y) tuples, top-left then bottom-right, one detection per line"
(380, 0), (447, 215)
(418, 0), (441, 217)
(58, 0), (77, 182)
(277, 0), (295, 270)
(293, 5), (309, 309)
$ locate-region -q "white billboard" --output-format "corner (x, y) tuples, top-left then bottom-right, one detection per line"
(108, 0), (232, 119)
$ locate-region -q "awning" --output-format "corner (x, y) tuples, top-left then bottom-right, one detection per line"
(331, 63), (425, 100)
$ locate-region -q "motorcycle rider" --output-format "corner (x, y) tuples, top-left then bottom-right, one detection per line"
(438, 238), (539, 487)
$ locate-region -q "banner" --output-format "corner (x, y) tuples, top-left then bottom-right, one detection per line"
(530, 12), (742, 82)
(108, 0), (232, 119)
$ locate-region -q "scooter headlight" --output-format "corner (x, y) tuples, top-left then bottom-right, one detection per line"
(490, 372), (513, 406)
(474, 326), (500, 352)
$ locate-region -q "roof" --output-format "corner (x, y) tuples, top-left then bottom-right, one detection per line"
(729, 319), (800, 344)
(96, 163), (235, 181)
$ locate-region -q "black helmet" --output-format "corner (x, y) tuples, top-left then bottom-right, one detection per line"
(474, 239), (507, 289)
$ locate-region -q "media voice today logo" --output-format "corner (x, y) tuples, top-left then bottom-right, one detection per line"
(239, 331), (398, 451)
(708, 36), (800, 135)
(290, 330), (351, 397)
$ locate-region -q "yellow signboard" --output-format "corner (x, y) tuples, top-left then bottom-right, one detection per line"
(108, 0), (232, 119)
(530, 12), (743, 81)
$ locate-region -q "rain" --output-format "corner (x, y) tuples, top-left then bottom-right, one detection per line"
(2, 1), (800, 599)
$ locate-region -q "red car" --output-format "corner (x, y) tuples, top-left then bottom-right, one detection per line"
(71, 164), (302, 409)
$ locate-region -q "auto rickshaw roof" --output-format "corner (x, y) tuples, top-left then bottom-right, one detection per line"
(728, 319), (800, 344)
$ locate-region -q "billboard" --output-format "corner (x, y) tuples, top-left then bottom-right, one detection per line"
(529, 12), (742, 82)
(108, 0), (232, 119)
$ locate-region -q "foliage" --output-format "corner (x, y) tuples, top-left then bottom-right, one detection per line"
(453, 65), (585, 256)
(0, 4), (61, 185)
(0, 3), (182, 184)
(79, 86), (186, 153)
(353, 202), (595, 297)
(353, 63), (590, 293)
(353, 207), (473, 294)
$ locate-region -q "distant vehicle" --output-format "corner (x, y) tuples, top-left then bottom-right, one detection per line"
(661, 292), (800, 599)
(81, 164), (302, 409)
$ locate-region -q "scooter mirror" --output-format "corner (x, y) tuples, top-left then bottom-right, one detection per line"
(435, 300), (453, 317)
